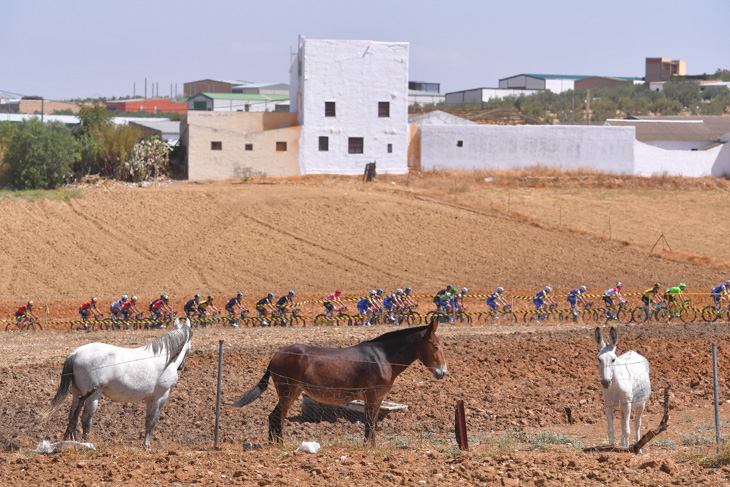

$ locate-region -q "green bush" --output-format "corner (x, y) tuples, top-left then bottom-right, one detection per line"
(4, 119), (79, 189)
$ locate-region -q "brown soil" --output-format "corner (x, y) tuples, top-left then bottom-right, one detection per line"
(2, 177), (730, 485)
(2, 323), (730, 485)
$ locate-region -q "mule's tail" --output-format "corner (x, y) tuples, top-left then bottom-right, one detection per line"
(232, 364), (271, 407)
(41, 353), (76, 420)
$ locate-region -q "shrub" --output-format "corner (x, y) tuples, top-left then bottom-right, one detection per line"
(4, 119), (78, 189)
(122, 137), (171, 182)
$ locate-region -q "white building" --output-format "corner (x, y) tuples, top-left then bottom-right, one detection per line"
(445, 87), (542, 105)
(499, 74), (590, 94)
(187, 93), (290, 112)
(290, 37), (410, 175)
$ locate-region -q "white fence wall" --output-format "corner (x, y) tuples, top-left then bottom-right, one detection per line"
(420, 125), (636, 173)
(634, 141), (729, 177)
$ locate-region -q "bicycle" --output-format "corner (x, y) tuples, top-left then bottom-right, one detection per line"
(395, 305), (421, 326)
(567, 301), (596, 324)
(478, 304), (516, 324)
(702, 302), (730, 323)
(270, 308), (305, 327)
(314, 306), (352, 327)
(5, 315), (42, 332)
(523, 303), (558, 323)
(667, 299), (697, 323)
(632, 300), (668, 324)
(71, 315), (106, 332)
(453, 307), (472, 325)
(602, 300), (630, 324)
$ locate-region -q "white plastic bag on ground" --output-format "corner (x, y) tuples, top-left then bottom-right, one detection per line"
(295, 441), (320, 453)
(37, 440), (96, 453)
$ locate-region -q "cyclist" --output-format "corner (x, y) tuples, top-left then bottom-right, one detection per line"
(603, 282), (625, 319)
(373, 288), (385, 309)
(641, 283), (663, 308)
(323, 289), (343, 319)
(357, 292), (374, 326)
(533, 286), (555, 321)
(150, 294), (173, 324)
(225, 292), (247, 327)
(436, 291), (455, 323)
(434, 285), (456, 314)
(567, 286), (588, 321)
(454, 287), (469, 312)
(487, 287), (509, 312)
(402, 287), (418, 308)
(255, 292), (277, 326)
(15, 300), (39, 325)
(198, 295), (220, 319)
(382, 290), (400, 324)
(275, 290), (296, 325)
(710, 281), (730, 307)
(121, 296), (142, 321)
(79, 297), (103, 327)
(184, 294), (201, 319)
(110, 295), (128, 319)
(665, 283), (687, 307)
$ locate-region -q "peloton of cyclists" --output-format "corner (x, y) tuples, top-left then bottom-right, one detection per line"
(256, 292), (277, 326)
(275, 290), (296, 325)
(323, 289), (343, 319)
(79, 297), (103, 328)
(225, 292), (247, 327)
(16, 300), (39, 325)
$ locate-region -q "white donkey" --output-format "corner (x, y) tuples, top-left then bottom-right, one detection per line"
(45, 318), (192, 449)
(594, 326), (651, 447)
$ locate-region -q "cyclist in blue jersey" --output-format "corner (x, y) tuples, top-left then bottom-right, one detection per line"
(486, 287), (509, 311)
(533, 286), (555, 321)
(383, 291), (400, 324)
(567, 285), (588, 321)
(357, 291), (375, 326)
(402, 287), (418, 308)
(711, 281), (730, 305)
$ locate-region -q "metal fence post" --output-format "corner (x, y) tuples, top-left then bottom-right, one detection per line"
(713, 342), (721, 453)
(215, 340), (224, 449)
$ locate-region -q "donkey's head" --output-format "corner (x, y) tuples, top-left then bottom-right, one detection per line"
(418, 318), (447, 379)
(594, 326), (618, 389)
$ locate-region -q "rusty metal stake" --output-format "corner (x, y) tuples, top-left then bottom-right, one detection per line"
(455, 400), (469, 451)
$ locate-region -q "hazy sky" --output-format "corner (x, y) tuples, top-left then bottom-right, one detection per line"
(2, 0), (727, 100)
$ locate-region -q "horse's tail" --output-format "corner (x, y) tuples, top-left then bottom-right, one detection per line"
(42, 353), (76, 420)
(232, 363), (271, 407)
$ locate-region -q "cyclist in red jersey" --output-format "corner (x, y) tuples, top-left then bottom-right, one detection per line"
(16, 300), (40, 323)
(150, 294), (173, 321)
(323, 289), (342, 318)
(79, 297), (103, 328)
(121, 296), (142, 320)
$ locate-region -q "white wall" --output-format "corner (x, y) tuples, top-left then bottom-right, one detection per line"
(212, 98), (284, 112)
(633, 141), (728, 177)
(294, 38), (409, 175)
(544, 79), (576, 93)
(420, 125), (636, 173)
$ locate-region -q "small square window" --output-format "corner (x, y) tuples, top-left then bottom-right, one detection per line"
(245, 144), (253, 151)
(325, 101), (336, 117)
(348, 137), (364, 154)
(319, 136), (329, 151)
(276, 141), (287, 152)
(378, 101), (390, 118)
(211, 141), (222, 150)
(387, 143), (393, 153)
(456, 140), (463, 147)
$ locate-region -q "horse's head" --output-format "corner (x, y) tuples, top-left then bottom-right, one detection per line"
(418, 318), (447, 379)
(594, 326), (618, 389)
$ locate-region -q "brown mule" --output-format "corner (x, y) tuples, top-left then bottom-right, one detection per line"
(233, 318), (447, 445)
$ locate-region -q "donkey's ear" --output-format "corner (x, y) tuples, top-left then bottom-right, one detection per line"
(594, 327), (604, 348)
(609, 326), (618, 348)
(185, 318), (191, 328)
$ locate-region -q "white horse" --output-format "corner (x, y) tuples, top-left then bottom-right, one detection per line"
(594, 326), (651, 447)
(45, 318), (192, 449)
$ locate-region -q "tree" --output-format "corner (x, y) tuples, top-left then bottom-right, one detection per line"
(650, 98), (683, 116)
(662, 78), (701, 109)
(76, 103), (113, 132)
(589, 99), (618, 123)
(4, 119), (78, 189)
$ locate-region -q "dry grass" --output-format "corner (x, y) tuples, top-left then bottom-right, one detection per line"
(287, 168), (730, 267)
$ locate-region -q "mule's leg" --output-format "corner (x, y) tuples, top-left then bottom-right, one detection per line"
(633, 401), (646, 444)
(620, 402), (632, 448)
(363, 394), (385, 446)
(604, 403), (615, 446)
(143, 391), (171, 450)
(268, 384), (301, 444)
(80, 389), (102, 441)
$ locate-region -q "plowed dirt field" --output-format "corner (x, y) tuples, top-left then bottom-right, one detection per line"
(2, 177), (730, 485)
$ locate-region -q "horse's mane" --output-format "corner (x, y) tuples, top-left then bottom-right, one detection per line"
(365, 325), (428, 344)
(143, 325), (192, 367)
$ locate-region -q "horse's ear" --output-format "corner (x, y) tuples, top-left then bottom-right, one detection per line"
(185, 318), (191, 328)
(594, 327), (604, 348)
(173, 318), (181, 329)
(609, 326), (618, 348)
(428, 316), (439, 334)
